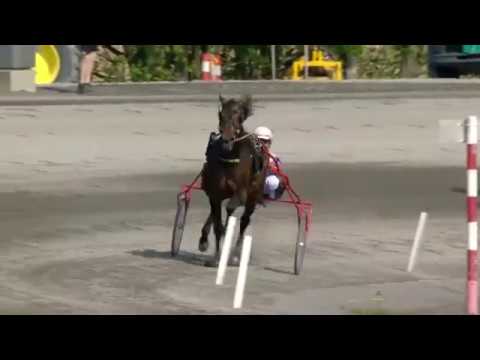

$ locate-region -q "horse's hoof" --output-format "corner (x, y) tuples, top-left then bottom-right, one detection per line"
(204, 259), (219, 268)
(257, 199), (267, 208)
(228, 256), (240, 267)
(199, 239), (209, 253)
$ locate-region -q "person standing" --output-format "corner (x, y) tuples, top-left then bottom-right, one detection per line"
(77, 45), (99, 94)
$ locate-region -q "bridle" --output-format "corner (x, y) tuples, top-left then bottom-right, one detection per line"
(218, 131), (261, 165)
(218, 106), (258, 164)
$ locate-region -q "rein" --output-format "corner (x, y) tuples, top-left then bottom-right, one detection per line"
(232, 132), (255, 144)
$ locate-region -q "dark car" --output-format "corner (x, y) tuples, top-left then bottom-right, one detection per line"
(429, 45), (480, 78)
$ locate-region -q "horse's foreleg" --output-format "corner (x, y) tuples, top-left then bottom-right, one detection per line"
(225, 195), (242, 227)
(199, 213), (213, 253)
(204, 198), (224, 268)
(211, 199), (224, 263)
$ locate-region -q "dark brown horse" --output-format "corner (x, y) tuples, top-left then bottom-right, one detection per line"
(200, 95), (267, 267)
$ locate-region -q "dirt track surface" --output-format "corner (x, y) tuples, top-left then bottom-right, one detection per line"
(0, 97), (476, 314)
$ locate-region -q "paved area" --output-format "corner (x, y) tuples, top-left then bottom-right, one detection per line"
(0, 96), (476, 314)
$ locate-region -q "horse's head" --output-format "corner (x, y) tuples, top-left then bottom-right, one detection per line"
(218, 95), (253, 142)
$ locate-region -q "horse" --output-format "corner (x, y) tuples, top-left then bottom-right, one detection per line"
(199, 95), (268, 267)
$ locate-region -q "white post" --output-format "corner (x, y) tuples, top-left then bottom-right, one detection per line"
(233, 235), (253, 309)
(304, 45), (309, 80)
(271, 45), (276, 80)
(216, 216), (237, 286)
(407, 212), (428, 273)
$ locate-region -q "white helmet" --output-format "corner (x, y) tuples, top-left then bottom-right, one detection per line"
(254, 126), (273, 141)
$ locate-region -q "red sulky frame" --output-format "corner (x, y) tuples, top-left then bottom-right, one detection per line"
(179, 148), (313, 234)
(174, 146), (313, 275)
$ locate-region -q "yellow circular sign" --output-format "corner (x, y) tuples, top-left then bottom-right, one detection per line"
(35, 45), (61, 85)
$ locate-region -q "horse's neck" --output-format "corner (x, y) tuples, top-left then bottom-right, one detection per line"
(238, 135), (258, 162)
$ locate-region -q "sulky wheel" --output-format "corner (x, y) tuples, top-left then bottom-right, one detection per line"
(294, 212), (308, 275)
(171, 194), (190, 257)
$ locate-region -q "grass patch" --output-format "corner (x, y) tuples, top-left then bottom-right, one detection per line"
(349, 308), (413, 316)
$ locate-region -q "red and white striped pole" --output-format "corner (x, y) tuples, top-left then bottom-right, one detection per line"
(211, 54), (223, 81)
(466, 115), (478, 315)
(201, 53), (212, 81)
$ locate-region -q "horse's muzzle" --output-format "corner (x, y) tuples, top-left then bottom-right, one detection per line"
(220, 124), (236, 141)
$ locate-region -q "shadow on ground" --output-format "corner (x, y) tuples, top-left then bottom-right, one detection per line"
(450, 187), (466, 195)
(40, 86), (78, 94)
(263, 266), (296, 276)
(128, 248), (211, 267)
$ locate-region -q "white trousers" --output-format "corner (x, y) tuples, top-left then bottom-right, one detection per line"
(264, 175), (280, 199)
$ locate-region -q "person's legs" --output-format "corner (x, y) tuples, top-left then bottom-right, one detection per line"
(80, 51), (97, 84)
(264, 175), (280, 200)
(78, 45), (98, 94)
(264, 174), (286, 200)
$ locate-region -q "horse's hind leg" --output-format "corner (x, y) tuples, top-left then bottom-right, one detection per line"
(199, 213), (213, 253)
(230, 199), (256, 266)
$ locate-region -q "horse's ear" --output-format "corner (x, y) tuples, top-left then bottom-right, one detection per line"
(240, 95), (253, 121)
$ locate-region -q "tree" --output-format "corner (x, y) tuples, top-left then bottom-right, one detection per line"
(97, 45), (427, 82)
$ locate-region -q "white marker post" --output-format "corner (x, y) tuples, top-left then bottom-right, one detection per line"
(216, 216), (237, 286)
(233, 235), (253, 309)
(407, 212), (429, 273)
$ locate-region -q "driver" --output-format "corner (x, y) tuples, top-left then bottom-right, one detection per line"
(254, 126), (286, 201)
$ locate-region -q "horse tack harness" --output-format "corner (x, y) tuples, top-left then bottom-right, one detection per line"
(207, 132), (265, 173)
(203, 133), (265, 178)
(218, 133), (257, 163)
